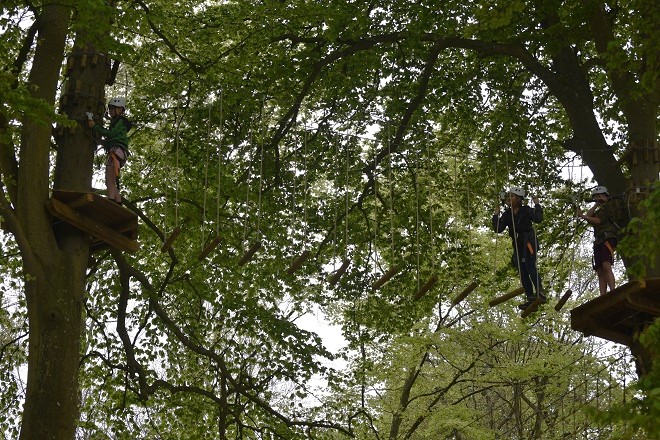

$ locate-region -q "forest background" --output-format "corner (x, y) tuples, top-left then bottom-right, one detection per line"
(0, 0), (658, 439)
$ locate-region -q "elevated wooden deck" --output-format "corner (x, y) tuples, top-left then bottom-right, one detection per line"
(570, 278), (660, 346)
(47, 190), (139, 253)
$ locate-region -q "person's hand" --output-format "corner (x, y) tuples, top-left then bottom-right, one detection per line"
(494, 205), (500, 215)
(87, 119), (95, 128)
(532, 196), (540, 205)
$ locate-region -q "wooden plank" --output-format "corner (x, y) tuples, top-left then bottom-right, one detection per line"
(286, 249), (311, 275)
(51, 190), (138, 243)
(570, 278), (660, 347)
(52, 190), (136, 225)
(328, 259), (350, 286)
(161, 226), (181, 253)
(452, 280), (479, 305)
(372, 265), (400, 289)
(47, 198), (139, 253)
(571, 280), (645, 322)
(521, 297), (544, 318)
(68, 193), (94, 209)
(577, 320), (632, 346)
(238, 240), (261, 266)
(555, 289), (573, 311)
(413, 274), (438, 301)
(489, 286), (525, 307)
(626, 292), (660, 315)
(198, 235), (223, 261)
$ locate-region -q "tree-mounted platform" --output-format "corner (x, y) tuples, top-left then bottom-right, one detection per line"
(47, 190), (139, 253)
(570, 278), (660, 346)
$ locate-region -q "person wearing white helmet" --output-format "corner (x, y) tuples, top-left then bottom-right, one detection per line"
(88, 96), (132, 204)
(493, 186), (545, 310)
(576, 185), (619, 295)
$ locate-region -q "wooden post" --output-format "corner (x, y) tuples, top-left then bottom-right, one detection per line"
(488, 286), (525, 307)
(328, 259), (350, 286)
(413, 274), (438, 301)
(452, 280), (479, 305)
(238, 240), (262, 266)
(161, 226), (182, 253)
(372, 265), (400, 289)
(286, 249), (311, 275)
(555, 289), (573, 311)
(197, 235), (223, 261)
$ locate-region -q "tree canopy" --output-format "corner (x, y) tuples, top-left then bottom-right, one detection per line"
(0, 0), (658, 438)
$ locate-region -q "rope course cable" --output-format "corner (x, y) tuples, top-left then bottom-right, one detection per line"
(452, 144), (479, 305)
(198, 91), (224, 261)
(373, 129), (400, 290)
(414, 135), (438, 301)
(238, 98), (266, 266)
(286, 124), (312, 274)
(161, 87), (184, 253)
(328, 134), (351, 286)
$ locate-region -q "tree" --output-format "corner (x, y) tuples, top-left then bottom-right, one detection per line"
(0, 0), (657, 439)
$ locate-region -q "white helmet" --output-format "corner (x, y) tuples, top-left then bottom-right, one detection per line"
(591, 186), (609, 196)
(509, 186), (526, 197)
(108, 97), (126, 109)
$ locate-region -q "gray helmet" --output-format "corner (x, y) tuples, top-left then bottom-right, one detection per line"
(591, 186), (608, 197)
(108, 97), (126, 109)
(509, 186), (526, 197)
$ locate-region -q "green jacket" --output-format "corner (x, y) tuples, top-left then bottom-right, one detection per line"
(93, 115), (132, 152)
(593, 202), (619, 244)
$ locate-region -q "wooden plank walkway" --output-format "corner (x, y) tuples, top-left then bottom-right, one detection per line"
(570, 278), (660, 346)
(48, 190), (139, 253)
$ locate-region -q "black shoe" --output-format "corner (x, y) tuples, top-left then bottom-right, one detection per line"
(518, 300), (534, 310)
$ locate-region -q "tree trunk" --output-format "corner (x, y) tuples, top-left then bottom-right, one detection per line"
(17, 3), (81, 439)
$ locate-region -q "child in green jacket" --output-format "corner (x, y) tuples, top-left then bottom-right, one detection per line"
(88, 97), (132, 204)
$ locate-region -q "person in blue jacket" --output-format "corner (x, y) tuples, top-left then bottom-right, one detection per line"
(493, 187), (545, 310)
(88, 97), (132, 204)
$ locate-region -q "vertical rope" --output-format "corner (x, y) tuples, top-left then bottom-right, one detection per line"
(202, 104), (211, 241)
(174, 103), (181, 228)
(243, 129), (252, 246)
(466, 145), (472, 265)
(427, 134), (435, 271)
(415, 146), (420, 290)
(302, 126), (308, 240)
(216, 89), (223, 237)
(344, 137), (349, 260)
(388, 129), (394, 268)
(256, 95), (265, 235)
(373, 141), (379, 272)
(453, 152), (458, 288)
(506, 152), (523, 279)
(333, 135), (339, 267)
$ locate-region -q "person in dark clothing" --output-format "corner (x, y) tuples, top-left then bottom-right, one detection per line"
(88, 97), (132, 204)
(493, 186), (545, 310)
(576, 186), (619, 295)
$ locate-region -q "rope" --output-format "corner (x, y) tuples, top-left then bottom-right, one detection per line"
(344, 138), (349, 260)
(256, 95), (265, 236)
(388, 127), (395, 268)
(173, 92), (182, 229)
(242, 129), (252, 247)
(302, 126), (308, 241)
(216, 89), (223, 237)
(202, 104), (211, 240)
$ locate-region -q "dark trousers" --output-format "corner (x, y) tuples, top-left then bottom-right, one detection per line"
(512, 249), (543, 299)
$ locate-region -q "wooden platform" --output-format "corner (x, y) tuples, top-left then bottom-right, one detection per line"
(47, 190), (139, 253)
(570, 278), (660, 346)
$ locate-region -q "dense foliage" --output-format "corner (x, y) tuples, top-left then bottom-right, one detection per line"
(1, 0), (657, 438)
